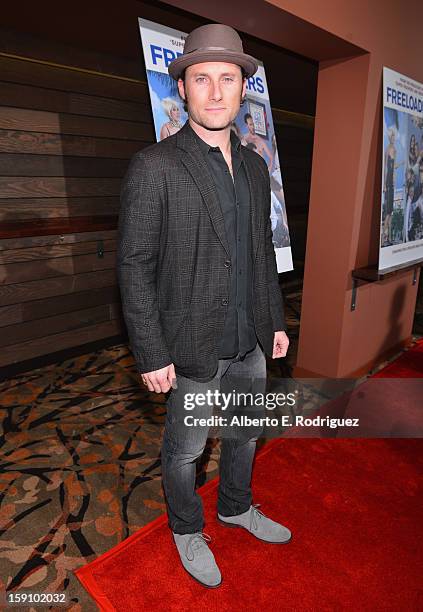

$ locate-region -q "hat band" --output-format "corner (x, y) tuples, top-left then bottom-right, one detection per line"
(185, 46), (241, 54)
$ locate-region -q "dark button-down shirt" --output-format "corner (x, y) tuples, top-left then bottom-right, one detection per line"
(190, 124), (257, 358)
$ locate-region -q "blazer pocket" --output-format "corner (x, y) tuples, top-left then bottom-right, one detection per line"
(159, 309), (188, 349)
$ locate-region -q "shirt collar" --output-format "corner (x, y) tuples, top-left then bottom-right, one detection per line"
(188, 122), (242, 154)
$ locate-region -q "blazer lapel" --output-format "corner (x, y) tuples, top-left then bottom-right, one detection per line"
(176, 123), (230, 257)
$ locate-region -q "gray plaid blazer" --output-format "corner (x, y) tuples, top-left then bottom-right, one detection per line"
(117, 121), (286, 381)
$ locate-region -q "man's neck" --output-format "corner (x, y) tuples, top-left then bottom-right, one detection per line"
(188, 117), (231, 155)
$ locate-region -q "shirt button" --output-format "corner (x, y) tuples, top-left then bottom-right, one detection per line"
(221, 298), (228, 306)
(224, 260), (231, 268)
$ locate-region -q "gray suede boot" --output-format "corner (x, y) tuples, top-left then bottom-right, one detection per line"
(172, 532), (222, 588)
(218, 504), (292, 543)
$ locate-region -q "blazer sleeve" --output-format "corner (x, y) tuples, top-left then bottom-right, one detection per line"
(116, 151), (172, 374)
(260, 157), (288, 332)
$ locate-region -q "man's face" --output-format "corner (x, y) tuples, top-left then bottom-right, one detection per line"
(177, 62), (246, 131)
(246, 117), (255, 134)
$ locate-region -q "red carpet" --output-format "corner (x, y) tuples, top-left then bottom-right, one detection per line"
(281, 339), (423, 438)
(75, 437), (423, 611)
(372, 338), (423, 377)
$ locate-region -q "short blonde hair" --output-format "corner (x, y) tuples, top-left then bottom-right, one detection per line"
(161, 97), (179, 119)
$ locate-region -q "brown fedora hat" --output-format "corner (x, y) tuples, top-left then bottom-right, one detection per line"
(168, 23), (258, 81)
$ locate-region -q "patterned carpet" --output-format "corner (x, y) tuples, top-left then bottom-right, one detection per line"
(0, 280), (421, 610)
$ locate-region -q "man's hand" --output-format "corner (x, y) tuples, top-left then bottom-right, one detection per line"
(140, 363), (176, 393)
(272, 331), (289, 358)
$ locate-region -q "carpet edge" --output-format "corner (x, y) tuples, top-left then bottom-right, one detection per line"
(74, 437), (286, 609)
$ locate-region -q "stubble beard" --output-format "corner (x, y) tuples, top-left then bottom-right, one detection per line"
(192, 115), (236, 132)
(188, 107), (239, 132)
(184, 93), (245, 132)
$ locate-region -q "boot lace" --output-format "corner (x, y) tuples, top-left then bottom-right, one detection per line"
(250, 504), (266, 531)
(185, 532), (212, 561)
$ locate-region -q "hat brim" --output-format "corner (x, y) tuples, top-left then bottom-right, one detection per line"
(168, 49), (258, 80)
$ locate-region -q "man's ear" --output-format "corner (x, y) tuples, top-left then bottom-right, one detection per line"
(177, 78), (186, 102)
(242, 77), (247, 98)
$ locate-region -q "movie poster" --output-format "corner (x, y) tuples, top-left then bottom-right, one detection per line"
(138, 18), (293, 273)
(379, 67), (423, 272)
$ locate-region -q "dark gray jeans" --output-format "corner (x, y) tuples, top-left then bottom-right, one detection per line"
(161, 342), (267, 534)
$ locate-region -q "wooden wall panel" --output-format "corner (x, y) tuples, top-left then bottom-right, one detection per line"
(0, 239), (116, 263)
(0, 177), (120, 198)
(0, 81), (150, 122)
(0, 197), (120, 219)
(0, 154), (128, 177)
(0, 216), (117, 238)
(0, 106), (154, 139)
(0, 129), (146, 158)
(0, 269), (117, 307)
(0, 229), (116, 249)
(0, 319), (123, 367)
(1, 251), (116, 285)
(0, 56), (148, 101)
(0, 43), (144, 371)
(0, 286), (119, 327)
(0, 303), (121, 347)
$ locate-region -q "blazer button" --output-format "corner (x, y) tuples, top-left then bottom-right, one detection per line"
(221, 298), (228, 306)
(224, 259), (231, 268)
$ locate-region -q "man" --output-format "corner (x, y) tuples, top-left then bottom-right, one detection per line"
(243, 113), (274, 171)
(117, 23), (291, 589)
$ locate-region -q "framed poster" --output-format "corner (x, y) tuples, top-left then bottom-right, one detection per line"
(248, 100), (268, 138)
(379, 67), (423, 272)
